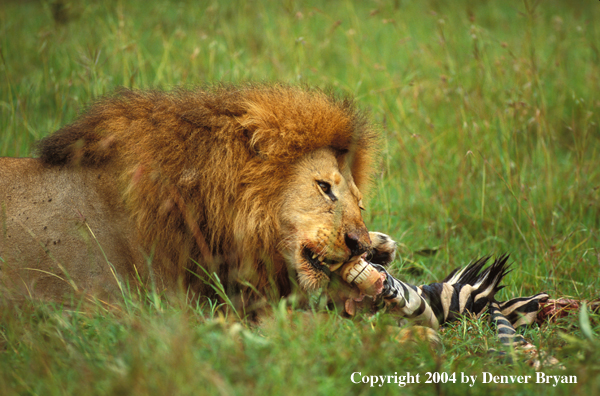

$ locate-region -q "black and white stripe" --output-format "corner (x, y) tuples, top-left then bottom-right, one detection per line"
(370, 256), (549, 349)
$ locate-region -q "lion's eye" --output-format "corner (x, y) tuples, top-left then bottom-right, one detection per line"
(317, 181), (337, 201)
(317, 181), (331, 194)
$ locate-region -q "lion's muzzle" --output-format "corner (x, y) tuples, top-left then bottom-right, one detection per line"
(344, 230), (371, 258)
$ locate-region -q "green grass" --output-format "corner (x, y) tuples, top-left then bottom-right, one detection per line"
(1, 0), (599, 394)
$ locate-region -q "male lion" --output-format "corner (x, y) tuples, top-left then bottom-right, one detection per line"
(0, 84), (391, 311)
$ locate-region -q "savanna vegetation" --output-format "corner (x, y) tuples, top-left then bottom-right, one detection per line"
(1, 0), (599, 394)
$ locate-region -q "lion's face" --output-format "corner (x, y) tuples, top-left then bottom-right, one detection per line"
(278, 147), (371, 291)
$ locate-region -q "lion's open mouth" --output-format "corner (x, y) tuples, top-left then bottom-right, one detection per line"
(302, 247), (344, 276)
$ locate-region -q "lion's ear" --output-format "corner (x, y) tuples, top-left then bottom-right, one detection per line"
(237, 111), (306, 162)
(241, 127), (262, 157)
(245, 127), (273, 159)
(235, 112), (270, 158)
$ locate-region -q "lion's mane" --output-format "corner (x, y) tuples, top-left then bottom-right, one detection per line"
(36, 84), (378, 303)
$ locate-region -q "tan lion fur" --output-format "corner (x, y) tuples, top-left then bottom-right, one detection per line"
(0, 84), (378, 310)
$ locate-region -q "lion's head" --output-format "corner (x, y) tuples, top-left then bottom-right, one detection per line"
(277, 147), (371, 291)
(35, 84), (379, 302)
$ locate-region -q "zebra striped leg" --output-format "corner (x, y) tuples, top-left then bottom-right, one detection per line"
(371, 264), (441, 329)
(371, 256), (511, 329)
(362, 258), (561, 367)
(489, 294), (561, 369)
(498, 293), (549, 327)
(489, 301), (529, 346)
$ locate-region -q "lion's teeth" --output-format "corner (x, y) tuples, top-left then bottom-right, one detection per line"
(312, 254), (317, 259)
(318, 256), (324, 262)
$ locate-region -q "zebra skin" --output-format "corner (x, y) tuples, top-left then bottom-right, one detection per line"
(373, 255), (547, 330)
(355, 255), (556, 366)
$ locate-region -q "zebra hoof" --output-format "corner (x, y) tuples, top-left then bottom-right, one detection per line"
(339, 257), (385, 296)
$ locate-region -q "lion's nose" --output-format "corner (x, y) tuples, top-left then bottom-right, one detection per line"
(344, 231), (370, 257)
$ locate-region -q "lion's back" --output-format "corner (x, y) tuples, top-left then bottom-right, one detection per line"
(0, 157), (141, 300)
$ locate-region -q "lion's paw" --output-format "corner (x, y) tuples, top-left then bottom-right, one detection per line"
(394, 325), (442, 350)
(367, 232), (397, 266)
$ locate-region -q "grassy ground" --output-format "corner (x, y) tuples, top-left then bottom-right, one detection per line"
(1, 0), (599, 394)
